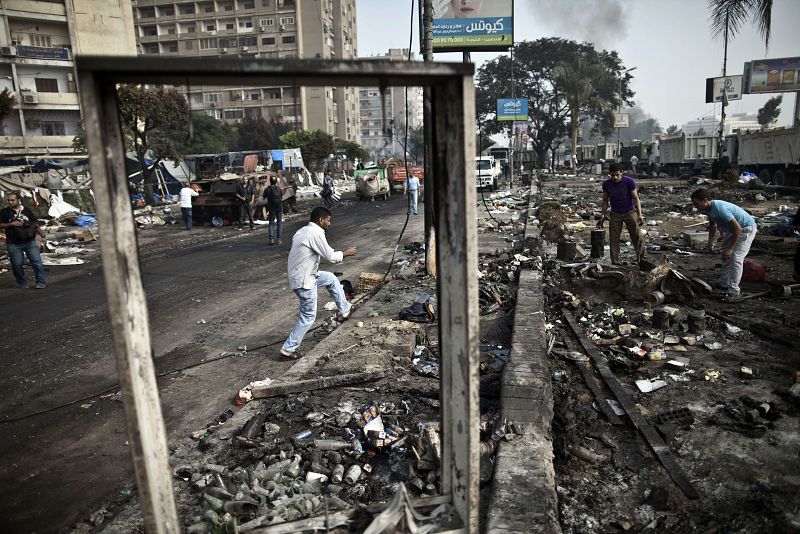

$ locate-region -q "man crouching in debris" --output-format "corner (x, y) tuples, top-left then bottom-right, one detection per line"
(280, 207), (357, 358)
(596, 162), (645, 266)
(691, 189), (757, 302)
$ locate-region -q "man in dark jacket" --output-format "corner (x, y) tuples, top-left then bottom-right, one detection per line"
(0, 192), (46, 288)
(264, 175), (284, 245)
(235, 176), (254, 230)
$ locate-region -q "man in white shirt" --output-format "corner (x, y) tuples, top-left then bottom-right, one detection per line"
(179, 183), (199, 230)
(280, 206), (357, 358)
(404, 172), (421, 215)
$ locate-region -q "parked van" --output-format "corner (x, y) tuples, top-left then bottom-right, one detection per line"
(475, 156), (500, 190)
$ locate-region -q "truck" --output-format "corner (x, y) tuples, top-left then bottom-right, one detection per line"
(385, 161), (425, 192)
(475, 156), (500, 190)
(731, 125), (800, 187)
(658, 134), (719, 176)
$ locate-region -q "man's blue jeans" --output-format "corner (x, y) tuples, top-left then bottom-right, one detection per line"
(282, 271), (351, 353)
(407, 189), (419, 215)
(181, 207), (193, 230)
(268, 208), (282, 240)
(7, 239), (46, 286)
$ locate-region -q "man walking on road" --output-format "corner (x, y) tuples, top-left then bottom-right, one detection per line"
(596, 162), (645, 265)
(179, 182), (199, 230)
(235, 175), (254, 230)
(0, 192), (47, 288)
(690, 189), (758, 302)
(264, 175), (283, 245)
(280, 207), (357, 358)
(404, 171), (421, 215)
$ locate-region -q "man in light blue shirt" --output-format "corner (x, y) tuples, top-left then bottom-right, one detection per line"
(404, 172), (421, 215)
(280, 206), (357, 357)
(691, 189), (757, 301)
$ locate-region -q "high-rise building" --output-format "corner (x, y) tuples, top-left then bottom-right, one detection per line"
(358, 48), (422, 161)
(681, 112), (761, 136)
(0, 0), (136, 157)
(131, 0), (360, 141)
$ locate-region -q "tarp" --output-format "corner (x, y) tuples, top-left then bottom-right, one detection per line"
(126, 156), (182, 195)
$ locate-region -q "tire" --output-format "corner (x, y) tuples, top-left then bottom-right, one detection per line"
(772, 169), (786, 186)
(758, 169), (772, 183)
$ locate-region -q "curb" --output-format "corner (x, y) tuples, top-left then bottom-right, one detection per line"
(486, 179), (561, 533)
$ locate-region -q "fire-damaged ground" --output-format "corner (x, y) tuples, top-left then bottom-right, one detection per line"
(537, 174), (800, 533)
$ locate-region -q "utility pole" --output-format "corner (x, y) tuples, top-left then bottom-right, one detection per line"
(718, 17), (729, 158)
(421, 0), (435, 276)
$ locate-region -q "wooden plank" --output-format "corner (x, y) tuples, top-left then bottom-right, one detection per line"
(78, 72), (180, 532)
(251, 370), (386, 398)
(562, 309), (700, 500)
(433, 75), (480, 532)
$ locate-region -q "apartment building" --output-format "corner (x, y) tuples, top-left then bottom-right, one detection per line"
(132, 0), (360, 141)
(359, 48), (423, 161)
(0, 0), (136, 157)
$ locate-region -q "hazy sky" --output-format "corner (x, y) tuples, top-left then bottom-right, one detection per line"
(356, 0), (800, 128)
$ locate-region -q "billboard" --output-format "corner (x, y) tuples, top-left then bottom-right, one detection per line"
(496, 98), (528, 121)
(613, 112), (629, 128)
(743, 56), (800, 94)
(432, 0), (513, 52)
(705, 75), (742, 103)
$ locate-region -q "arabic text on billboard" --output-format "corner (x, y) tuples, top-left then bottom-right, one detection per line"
(432, 0), (513, 52)
(745, 57), (800, 94)
(705, 75), (742, 103)
(496, 98), (528, 121)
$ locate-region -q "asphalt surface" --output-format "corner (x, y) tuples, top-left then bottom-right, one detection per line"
(0, 193), (421, 533)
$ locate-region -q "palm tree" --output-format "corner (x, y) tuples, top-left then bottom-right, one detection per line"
(554, 57), (615, 171)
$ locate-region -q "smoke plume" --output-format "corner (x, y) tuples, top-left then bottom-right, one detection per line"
(530, 0), (632, 50)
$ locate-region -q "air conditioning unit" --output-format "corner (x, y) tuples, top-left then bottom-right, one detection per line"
(1, 46), (16, 56)
(22, 93), (39, 104)
(220, 47), (227, 53)
(232, 92), (241, 100)
(209, 103), (216, 108)
(209, 30), (217, 35)
(240, 46), (248, 52)
(279, 24), (285, 31)
(259, 24), (268, 30)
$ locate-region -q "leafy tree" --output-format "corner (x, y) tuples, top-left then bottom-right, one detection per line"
(279, 129), (335, 172)
(757, 95), (781, 128)
(117, 85), (189, 204)
(0, 88), (16, 135)
(235, 116), (293, 151)
(476, 38), (632, 168)
(695, 127), (707, 135)
(554, 54), (617, 169)
(157, 112), (232, 154)
(335, 139), (369, 164)
(666, 124), (681, 136)
(709, 0), (773, 48)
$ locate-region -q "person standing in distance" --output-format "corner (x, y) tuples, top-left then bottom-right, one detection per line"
(690, 189), (757, 302)
(264, 175), (284, 245)
(596, 162), (645, 265)
(179, 182), (199, 230)
(280, 207), (357, 358)
(235, 175), (254, 230)
(0, 192), (47, 288)
(404, 171), (420, 215)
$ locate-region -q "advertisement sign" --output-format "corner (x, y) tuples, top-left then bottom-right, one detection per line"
(743, 56), (800, 94)
(15, 45), (70, 61)
(704, 75), (742, 103)
(496, 98), (528, 121)
(432, 0), (513, 52)
(613, 112), (629, 128)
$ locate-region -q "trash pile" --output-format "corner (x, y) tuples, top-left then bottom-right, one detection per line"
(133, 204), (182, 228)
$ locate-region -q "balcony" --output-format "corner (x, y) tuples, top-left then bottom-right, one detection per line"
(4, 0), (66, 17)
(28, 92), (80, 107)
(0, 135), (74, 150)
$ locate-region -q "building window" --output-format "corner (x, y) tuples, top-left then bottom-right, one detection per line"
(142, 26), (158, 36)
(239, 36), (257, 46)
(205, 92), (222, 103)
(161, 6), (175, 15)
(262, 0), (272, 6)
(219, 38), (237, 48)
(35, 78), (59, 93)
(247, 92), (260, 100)
(281, 35), (296, 44)
(29, 34), (52, 47)
(260, 18), (274, 27)
(225, 22), (235, 30)
(41, 121), (66, 136)
(261, 37), (275, 45)
(165, 42), (178, 52)
(205, 23), (216, 31)
(223, 109), (244, 119)
(184, 40), (194, 50)
(242, 0), (255, 8)
(139, 6), (155, 17)
(221, 3), (233, 11)
(199, 38), (218, 49)
(202, 3), (214, 12)
(184, 24), (196, 33)
(268, 90), (281, 99)
(283, 0), (295, 5)
(279, 16), (295, 25)
(238, 19), (253, 29)
(178, 4), (195, 14)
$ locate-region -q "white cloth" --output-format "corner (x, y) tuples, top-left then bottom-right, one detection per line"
(287, 222), (343, 290)
(179, 187), (198, 208)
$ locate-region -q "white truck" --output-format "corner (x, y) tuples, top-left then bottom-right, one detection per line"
(658, 134), (719, 176)
(730, 125), (800, 187)
(475, 156), (500, 190)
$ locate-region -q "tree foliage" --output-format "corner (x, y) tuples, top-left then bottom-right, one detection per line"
(475, 38), (633, 167)
(235, 116), (293, 151)
(666, 124), (681, 136)
(279, 129), (335, 172)
(117, 85), (189, 203)
(757, 95), (781, 128)
(0, 88), (16, 134)
(335, 139), (369, 164)
(708, 0), (773, 48)
(158, 112), (234, 154)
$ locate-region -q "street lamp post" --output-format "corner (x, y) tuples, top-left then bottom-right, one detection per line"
(617, 67), (636, 162)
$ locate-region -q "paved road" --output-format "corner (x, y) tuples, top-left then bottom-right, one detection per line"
(0, 194), (422, 533)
